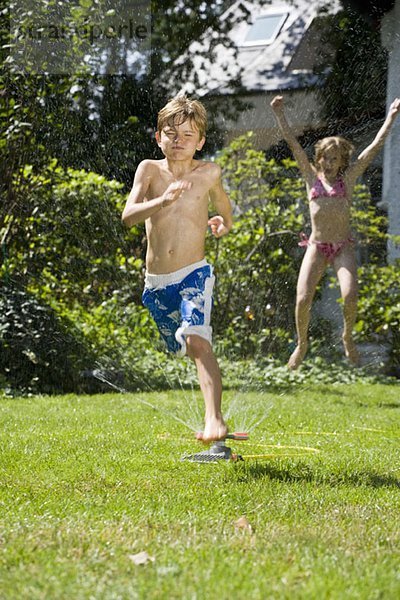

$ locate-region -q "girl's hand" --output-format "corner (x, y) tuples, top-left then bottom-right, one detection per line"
(208, 215), (229, 238)
(389, 98), (400, 118)
(270, 95), (284, 112)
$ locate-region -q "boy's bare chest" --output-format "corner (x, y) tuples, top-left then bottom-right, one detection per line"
(149, 173), (210, 203)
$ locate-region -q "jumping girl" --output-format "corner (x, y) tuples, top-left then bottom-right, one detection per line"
(270, 95), (400, 369)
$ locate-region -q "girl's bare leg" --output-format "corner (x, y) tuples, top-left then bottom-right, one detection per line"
(185, 334), (228, 443)
(288, 245), (327, 369)
(334, 246), (359, 365)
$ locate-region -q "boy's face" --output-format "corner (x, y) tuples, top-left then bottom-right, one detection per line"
(156, 118), (205, 160)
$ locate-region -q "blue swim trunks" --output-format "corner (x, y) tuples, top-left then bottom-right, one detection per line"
(142, 259), (215, 357)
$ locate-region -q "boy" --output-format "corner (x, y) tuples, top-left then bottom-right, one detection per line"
(122, 94), (233, 442)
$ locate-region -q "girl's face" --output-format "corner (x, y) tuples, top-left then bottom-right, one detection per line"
(318, 147), (343, 180)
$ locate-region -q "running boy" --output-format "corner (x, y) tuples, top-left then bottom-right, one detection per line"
(270, 95), (400, 369)
(122, 94), (233, 442)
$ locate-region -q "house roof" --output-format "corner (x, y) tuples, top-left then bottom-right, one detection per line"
(182, 0), (341, 97)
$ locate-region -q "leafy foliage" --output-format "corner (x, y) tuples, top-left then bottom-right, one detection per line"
(1, 0), (245, 186)
(319, 9), (388, 124)
(1, 131), (399, 393)
(0, 282), (95, 394)
(356, 262), (400, 366)
(2, 1), (399, 393)
(347, 185), (400, 368)
(2, 160), (144, 307)
(0, 161), (145, 393)
(209, 133), (305, 358)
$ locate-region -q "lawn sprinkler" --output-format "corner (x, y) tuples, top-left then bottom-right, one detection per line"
(181, 432), (249, 463)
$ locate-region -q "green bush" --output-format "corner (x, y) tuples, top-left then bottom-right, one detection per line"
(1, 133), (399, 394)
(209, 133), (305, 359)
(0, 281), (96, 394)
(356, 262), (400, 366)
(1, 160), (144, 307)
(1, 161), (144, 392)
(347, 185), (399, 368)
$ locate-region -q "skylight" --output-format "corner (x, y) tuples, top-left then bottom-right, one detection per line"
(243, 12), (288, 46)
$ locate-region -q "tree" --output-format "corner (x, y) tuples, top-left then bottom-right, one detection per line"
(1, 1), (247, 182)
(1, 1), (251, 280)
(319, 6), (388, 124)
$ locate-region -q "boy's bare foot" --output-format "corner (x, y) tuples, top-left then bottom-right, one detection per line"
(342, 334), (359, 366)
(196, 417), (228, 444)
(287, 343), (308, 370)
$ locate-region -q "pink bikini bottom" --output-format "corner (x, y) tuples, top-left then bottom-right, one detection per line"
(299, 233), (354, 263)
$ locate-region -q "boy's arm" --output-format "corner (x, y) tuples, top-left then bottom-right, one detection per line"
(346, 98), (400, 184)
(208, 165), (233, 238)
(270, 95), (315, 181)
(122, 160), (191, 228)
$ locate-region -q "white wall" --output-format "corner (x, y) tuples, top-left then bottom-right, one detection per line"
(218, 89), (324, 150)
(381, 0), (400, 263)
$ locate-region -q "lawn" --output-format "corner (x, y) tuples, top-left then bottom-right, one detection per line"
(0, 382), (400, 599)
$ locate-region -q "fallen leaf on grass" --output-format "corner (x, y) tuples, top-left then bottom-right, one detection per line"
(234, 516), (253, 533)
(128, 551), (155, 565)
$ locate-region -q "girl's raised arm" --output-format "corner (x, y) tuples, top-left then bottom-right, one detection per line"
(346, 98), (400, 185)
(270, 95), (315, 181)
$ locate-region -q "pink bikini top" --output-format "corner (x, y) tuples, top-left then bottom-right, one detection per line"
(309, 177), (347, 200)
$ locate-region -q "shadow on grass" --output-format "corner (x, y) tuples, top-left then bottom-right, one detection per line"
(233, 462), (400, 489)
(378, 402), (400, 409)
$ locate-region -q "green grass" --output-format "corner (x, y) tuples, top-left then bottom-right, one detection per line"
(1, 383), (400, 599)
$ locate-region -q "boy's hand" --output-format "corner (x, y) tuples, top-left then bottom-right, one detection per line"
(161, 180), (192, 207)
(208, 215), (229, 238)
(270, 95), (284, 112)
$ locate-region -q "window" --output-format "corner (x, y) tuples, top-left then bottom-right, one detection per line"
(242, 12), (288, 46)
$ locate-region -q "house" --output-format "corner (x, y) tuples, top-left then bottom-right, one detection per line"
(181, 1), (388, 218)
(183, 0), (399, 262)
(183, 0), (341, 149)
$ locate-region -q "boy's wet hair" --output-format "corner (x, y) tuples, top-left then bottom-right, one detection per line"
(314, 136), (355, 172)
(157, 93), (207, 139)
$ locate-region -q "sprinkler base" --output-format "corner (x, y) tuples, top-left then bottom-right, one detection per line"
(182, 439), (245, 463)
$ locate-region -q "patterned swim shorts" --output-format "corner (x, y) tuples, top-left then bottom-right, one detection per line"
(142, 259), (215, 357)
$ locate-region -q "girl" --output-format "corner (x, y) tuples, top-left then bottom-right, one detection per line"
(270, 95), (400, 369)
